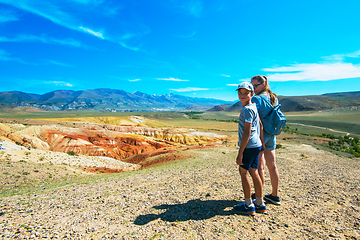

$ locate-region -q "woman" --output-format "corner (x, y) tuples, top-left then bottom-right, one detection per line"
(250, 75), (281, 205)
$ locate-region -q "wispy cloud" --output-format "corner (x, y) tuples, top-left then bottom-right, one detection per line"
(0, 8), (19, 22)
(221, 74), (231, 77)
(187, 1), (203, 17)
(79, 26), (104, 39)
(0, 49), (30, 64)
(119, 41), (141, 51)
(45, 81), (73, 87)
(0, 1), (80, 30)
(129, 79), (141, 82)
(170, 0), (203, 17)
(157, 77), (189, 81)
(226, 78), (249, 87)
(322, 50), (360, 61)
(263, 62), (360, 81)
(182, 1), (203, 17)
(170, 87), (209, 92)
(0, 34), (87, 48)
(178, 31), (196, 39)
(46, 60), (72, 67)
(0, 1), (145, 50)
(72, 0), (104, 4)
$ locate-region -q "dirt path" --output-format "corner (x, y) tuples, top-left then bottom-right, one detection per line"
(289, 122), (351, 135)
(1, 143), (359, 239)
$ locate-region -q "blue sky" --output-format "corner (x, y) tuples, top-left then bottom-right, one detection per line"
(1, 0), (360, 101)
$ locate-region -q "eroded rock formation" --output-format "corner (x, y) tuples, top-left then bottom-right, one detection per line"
(0, 121), (230, 168)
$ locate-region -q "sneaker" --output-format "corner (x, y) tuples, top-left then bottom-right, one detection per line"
(251, 193), (256, 200)
(253, 200), (267, 214)
(264, 194), (281, 205)
(234, 202), (255, 216)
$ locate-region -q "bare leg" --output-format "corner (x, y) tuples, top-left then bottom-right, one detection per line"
(264, 149), (279, 197)
(257, 151), (265, 186)
(239, 167), (251, 199)
(249, 168), (262, 198)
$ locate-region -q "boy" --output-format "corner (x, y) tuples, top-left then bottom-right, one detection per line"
(234, 82), (266, 215)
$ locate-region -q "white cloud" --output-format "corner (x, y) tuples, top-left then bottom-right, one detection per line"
(323, 50), (360, 61)
(119, 41), (141, 51)
(226, 79), (249, 87)
(179, 31), (196, 39)
(79, 26), (104, 39)
(47, 60), (72, 67)
(0, 49), (30, 64)
(170, 0), (203, 17)
(263, 62), (360, 82)
(0, 34), (87, 48)
(0, 1), (79, 30)
(157, 77), (189, 81)
(221, 74), (231, 77)
(73, 0), (104, 4)
(121, 33), (136, 40)
(0, 1), (145, 49)
(129, 79), (141, 82)
(45, 81), (73, 87)
(0, 9), (19, 22)
(182, 1), (203, 17)
(170, 87), (209, 92)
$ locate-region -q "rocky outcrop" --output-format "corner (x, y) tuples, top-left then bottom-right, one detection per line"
(0, 122), (230, 167)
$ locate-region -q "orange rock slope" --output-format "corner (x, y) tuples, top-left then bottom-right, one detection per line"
(0, 122), (231, 167)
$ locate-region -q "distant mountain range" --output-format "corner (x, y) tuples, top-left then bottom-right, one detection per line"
(1, 89), (359, 112)
(0, 89), (232, 112)
(208, 91), (360, 112)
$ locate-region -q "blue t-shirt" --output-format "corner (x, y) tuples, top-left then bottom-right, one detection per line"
(251, 92), (279, 121)
(238, 103), (262, 149)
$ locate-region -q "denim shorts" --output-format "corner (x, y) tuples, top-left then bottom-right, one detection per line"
(264, 132), (276, 150)
(240, 146), (261, 170)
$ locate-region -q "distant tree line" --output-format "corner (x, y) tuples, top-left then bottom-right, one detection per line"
(284, 125), (360, 157)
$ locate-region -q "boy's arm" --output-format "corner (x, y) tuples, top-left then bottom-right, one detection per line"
(236, 122), (251, 165)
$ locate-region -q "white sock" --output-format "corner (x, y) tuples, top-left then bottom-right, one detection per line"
(245, 198), (252, 206)
(256, 197), (264, 206)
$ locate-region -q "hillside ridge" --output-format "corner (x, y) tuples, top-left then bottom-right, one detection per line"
(209, 91), (360, 112)
(0, 89), (230, 112)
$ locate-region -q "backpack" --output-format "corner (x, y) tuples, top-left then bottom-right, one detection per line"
(259, 96), (286, 135)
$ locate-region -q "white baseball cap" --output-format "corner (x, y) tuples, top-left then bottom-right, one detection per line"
(236, 82), (254, 92)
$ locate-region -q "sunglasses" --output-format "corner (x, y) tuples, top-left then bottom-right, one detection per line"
(252, 83), (262, 89)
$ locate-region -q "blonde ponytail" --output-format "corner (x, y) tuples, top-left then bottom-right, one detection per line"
(251, 75), (277, 106)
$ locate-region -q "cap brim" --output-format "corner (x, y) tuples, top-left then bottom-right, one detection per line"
(236, 87), (251, 91)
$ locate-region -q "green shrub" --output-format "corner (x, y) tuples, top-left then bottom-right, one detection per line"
(67, 151), (77, 156)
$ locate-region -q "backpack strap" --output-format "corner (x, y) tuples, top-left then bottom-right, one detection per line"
(258, 95), (281, 117)
(259, 95), (274, 108)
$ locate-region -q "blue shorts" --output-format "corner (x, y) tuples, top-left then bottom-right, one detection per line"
(264, 132), (276, 150)
(240, 146), (261, 170)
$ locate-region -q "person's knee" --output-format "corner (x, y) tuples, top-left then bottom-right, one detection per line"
(249, 168), (258, 176)
(266, 162), (277, 171)
(239, 167), (249, 176)
(258, 163), (265, 171)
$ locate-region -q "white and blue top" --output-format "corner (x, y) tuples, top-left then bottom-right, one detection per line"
(238, 103), (262, 149)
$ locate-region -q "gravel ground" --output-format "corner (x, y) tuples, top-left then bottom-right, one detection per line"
(1, 143), (360, 239)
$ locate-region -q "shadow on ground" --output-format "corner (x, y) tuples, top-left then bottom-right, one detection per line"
(134, 199), (240, 225)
